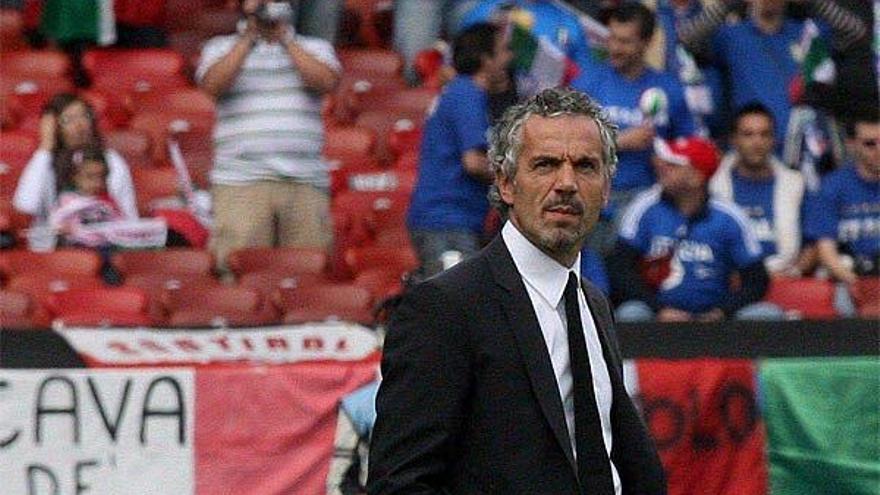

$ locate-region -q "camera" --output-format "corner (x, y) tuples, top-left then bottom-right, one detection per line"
(255, 1), (294, 25)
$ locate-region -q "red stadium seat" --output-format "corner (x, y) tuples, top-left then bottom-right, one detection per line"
(129, 110), (214, 161)
(764, 276), (837, 319)
(2, 50), (70, 79)
(0, 248), (102, 277)
(338, 48), (403, 79)
(237, 271), (331, 299)
(353, 267), (404, 302)
(0, 132), (37, 200)
(48, 287), (152, 327)
(387, 122), (423, 159)
(79, 88), (132, 130)
(6, 272), (106, 309)
(113, 248), (214, 277)
(274, 282), (374, 325)
(354, 110), (425, 163)
(226, 246), (329, 277)
(83, 48), (189, 93)
(324, 125), (378, 165)
(0, 289), (40, 329)
(103, 128), (153, 167)
(0, 76), (76, 119)
(130, 166), (181, 215)
(0, 9), (28, 51)
(163, 285), (278, 327)
(343, 244), (418, 278)
(852, 277), (880, 318)
(129, 87), (216, 116)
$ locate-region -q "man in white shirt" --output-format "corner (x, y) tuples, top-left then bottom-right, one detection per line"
(197, 0), (341, 268)
(368, 87), (665, 495)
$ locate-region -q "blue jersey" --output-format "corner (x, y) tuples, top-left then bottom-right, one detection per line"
(571, 64), (696, 192)
(407, 76), (491, 233)
(710, 19), (831, 151)
(460, 0), (599, 77)
(731, 171), (776, 257)
(580, 246), (610, 296)
(619, 187), (763, 313)
(804, 165), (880, 259)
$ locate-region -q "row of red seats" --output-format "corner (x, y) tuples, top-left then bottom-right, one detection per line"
(0, 244), (419, 329)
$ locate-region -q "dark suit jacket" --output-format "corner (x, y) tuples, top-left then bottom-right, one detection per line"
(368, 235), (666, 495)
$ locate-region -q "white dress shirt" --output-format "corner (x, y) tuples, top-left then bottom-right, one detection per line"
(503, 221), (621, 494)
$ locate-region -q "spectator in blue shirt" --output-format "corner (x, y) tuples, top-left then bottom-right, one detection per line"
(709, 102), (811, 276)
(571, 2), (696, 255)
(804, 115), (880, 314)
(608, 136), (779, 322)
(678, 0), (868, 153)
(406, 22), (513, 278)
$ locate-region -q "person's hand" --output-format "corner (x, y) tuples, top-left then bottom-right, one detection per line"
(696, 308), (725, 322)
(269, 22), (295, 45)
(657, 307), (692, 322)
(618, 123), (655, 151)
(38, 113), (57, 151)
(239, 17), (260, 47)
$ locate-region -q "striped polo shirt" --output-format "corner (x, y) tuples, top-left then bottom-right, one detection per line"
(197, 29), (340, 187)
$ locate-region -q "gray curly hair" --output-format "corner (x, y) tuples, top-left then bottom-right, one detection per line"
(487, 87), (618, 214)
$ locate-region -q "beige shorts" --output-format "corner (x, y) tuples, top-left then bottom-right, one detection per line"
(210, 181), (331, 267)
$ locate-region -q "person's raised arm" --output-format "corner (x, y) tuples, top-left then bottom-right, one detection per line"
(273, 24), (340, 94)
(803, 0), (868, 50)
(199, 21), (259, 99)
(677, 0), (738, 57)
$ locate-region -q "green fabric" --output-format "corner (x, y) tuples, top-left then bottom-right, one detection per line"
(40, 0), (99, 43)
(760, 357), (880, 495)
(509, 23), (537, 73)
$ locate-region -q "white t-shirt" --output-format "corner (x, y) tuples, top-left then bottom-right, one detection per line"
(196, 32), (341, 187)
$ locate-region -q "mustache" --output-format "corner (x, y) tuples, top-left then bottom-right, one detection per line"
(543, 197), (585, 215)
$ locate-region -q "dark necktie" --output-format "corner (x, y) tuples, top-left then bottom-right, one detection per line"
(564, 272), (615, 494)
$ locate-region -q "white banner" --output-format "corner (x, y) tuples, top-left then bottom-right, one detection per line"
(57, 323), (380, 365)
(0, 369), (194, 495)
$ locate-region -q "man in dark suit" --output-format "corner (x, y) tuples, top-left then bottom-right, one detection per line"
(368, 87), (666, 495)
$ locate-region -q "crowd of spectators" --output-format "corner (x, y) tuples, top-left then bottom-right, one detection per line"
(1, 0), (877, 327)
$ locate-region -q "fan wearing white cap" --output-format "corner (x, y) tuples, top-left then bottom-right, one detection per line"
(607, 135), (782, 322)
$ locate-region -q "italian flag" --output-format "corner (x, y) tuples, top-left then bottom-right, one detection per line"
(627, 357), (879, 494)
(40, 0), (116, 46)
(508, 10), (579, 97)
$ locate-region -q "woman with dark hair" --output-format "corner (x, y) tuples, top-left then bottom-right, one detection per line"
(13, 93), (138, 226)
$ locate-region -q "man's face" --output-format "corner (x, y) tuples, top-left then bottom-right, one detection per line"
(732, 113), (774, 171)
(853, 121), (880, 178)
(653, 156), (703, 196)
(499, 115), (609, 265)
(607, 19), (648, 75)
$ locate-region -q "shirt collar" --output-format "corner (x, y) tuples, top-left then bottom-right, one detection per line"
(502, 220), (581, 308)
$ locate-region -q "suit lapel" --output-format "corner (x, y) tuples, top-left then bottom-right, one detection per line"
(486, 237), (577, 472)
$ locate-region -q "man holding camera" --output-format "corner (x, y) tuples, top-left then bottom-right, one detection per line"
(197, 0), (341, 268)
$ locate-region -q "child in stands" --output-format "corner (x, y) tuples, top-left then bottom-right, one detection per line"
(49, 145), (125, 284)
(49, 145), (124, 247)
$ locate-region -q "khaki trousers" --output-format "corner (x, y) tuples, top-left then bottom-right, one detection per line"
(211, 181), (331, 267)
